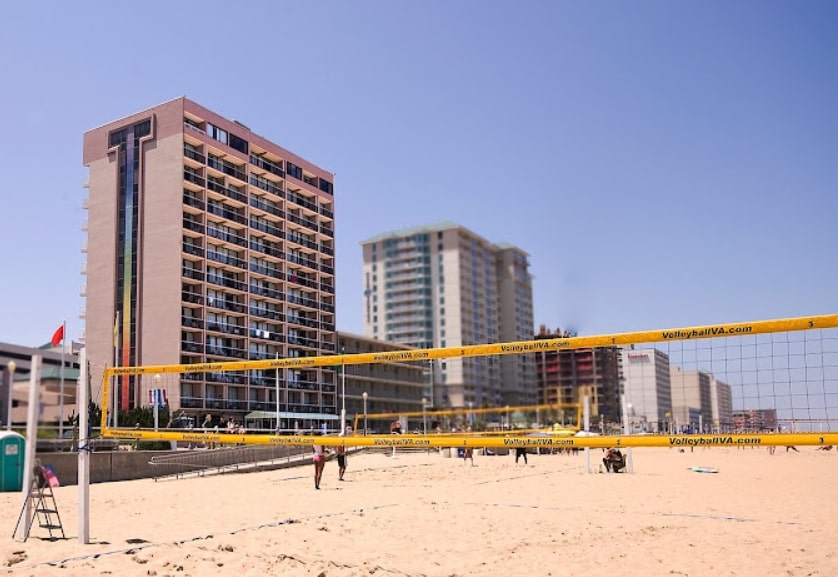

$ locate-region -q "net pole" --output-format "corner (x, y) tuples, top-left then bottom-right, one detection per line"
(274, 352), (280, 433)
(78, 348), (89, 544)
(621, 393), (634, 473)
(584, 395), (591, 474)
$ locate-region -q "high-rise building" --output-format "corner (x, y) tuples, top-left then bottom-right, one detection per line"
(619, 347), (673, 432)
(709, 376), (733, 432)
(669, 366), (713, 431)
(361, 222), (535, 409)
(732, 408), (777, 431)
(82, 97), (337, 429)
(534, 326), (623, 424)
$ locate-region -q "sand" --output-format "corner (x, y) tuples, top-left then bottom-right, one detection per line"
(2, 446), (837, 576)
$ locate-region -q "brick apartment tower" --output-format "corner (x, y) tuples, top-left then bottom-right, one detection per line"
(82, 97), (337, 429)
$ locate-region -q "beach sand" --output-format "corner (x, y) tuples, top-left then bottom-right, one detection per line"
(2, 446), (837, 576)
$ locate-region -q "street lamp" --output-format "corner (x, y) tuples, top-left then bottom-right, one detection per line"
(362, 392), (368, 436)
(6, 361), (16, 431)
(422, 397), (427, 434)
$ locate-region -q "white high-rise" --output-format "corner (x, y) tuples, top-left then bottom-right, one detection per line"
(361, 222), (535, 409)
(620, 348), (673, 432)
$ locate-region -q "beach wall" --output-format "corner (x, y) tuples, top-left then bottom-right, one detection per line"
(34, 445), (312, 486)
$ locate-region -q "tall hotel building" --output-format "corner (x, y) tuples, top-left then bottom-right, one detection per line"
(361, 222), (536, 409)
(82, 97), (337, 428)
(619, 347), (673, 432)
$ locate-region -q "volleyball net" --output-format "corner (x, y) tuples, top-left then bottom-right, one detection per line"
(99, 313), (838, 449)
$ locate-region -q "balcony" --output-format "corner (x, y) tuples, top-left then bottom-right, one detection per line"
(183, 190), (204, 210)
(181, 316), (202, 329)
(250, 240), (284, 260)
(206, 226), (247, 248)
(250, 174), (285, 199)
(182, 267), (204, 281)
(183, 168), (205, 187)
(249, 284), (283, 301)
(287, 212), (318, 233)
(207, 249), (246, 270)
(183, 217), (204, 234)
(207, 273), (246, 292)
(183, 145), (206, 164)
(207, 155), (247, 183)
(286, 190), (318, 212)
(183, 242), (204, 258)
(249, 153), (285, 178)
(249, 194), (285, 218)
(207, 202), (247, 226)
(207, 178), (248, 205)
(250, 218), (283, 240)
(249, 307), (284, 321)
(182, 290), (204, 305)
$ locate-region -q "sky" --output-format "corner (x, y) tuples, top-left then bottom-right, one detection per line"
(0, 1), (836, 349)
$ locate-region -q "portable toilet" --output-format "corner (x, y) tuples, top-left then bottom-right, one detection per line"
(0, 431), (25, 492)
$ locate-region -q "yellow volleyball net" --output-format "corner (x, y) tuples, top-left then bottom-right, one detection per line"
(99, 313), (838, 449)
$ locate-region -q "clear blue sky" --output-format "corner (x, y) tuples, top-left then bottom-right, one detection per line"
(0, 1), (836, 348)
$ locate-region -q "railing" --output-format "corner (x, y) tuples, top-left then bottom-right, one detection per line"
(183, 191), (204, 209)
(286, 190), (318, 212)
(149, 445), (311, 481)
(249, 153), (285, 178)
(208, 155), (247, 183)
(183, 146), (206, 164)
(183, 169), (205, 187)
(250, 174), (285, 198)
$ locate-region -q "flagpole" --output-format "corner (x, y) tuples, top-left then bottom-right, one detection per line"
(59, 320), (66, 439)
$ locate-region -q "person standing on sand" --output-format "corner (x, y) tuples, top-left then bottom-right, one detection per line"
(313, 443), (327, 489)
(336, 444), (347, 481)
(463, 446), (474, 466)
(515, 446), (528, 466)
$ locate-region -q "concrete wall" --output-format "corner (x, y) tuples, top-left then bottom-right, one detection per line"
(36, 446), (310, 486)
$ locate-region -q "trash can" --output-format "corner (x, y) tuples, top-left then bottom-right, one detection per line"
(0, 431), (25, 492)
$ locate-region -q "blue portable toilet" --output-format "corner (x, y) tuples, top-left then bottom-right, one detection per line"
(0, 431), (25, 492)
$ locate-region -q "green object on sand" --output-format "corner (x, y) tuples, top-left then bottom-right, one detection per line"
(689, 466), (718, 473)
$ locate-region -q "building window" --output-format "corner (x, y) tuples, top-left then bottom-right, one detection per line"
(135, 119), (151, 138)
(286, 162), (303, 180)
(207, 123), (228, 145)
(229, 133), (249, 154)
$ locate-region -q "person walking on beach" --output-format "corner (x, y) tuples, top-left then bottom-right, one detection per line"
(463, 446), (474, 466)
(515, 446), (528, 466)
(313, 443), (327, 489)
(336, 444), (347, 481)
(202, 414), (215, 449)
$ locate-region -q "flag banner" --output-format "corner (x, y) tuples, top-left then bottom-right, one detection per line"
(148, 389), (167, 408)
(51, 325), (64, 347)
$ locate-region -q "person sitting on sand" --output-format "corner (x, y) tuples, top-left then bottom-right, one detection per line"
(603, 447), (626, 473)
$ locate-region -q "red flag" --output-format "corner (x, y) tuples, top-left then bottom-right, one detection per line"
(51, 325), (64, 347)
